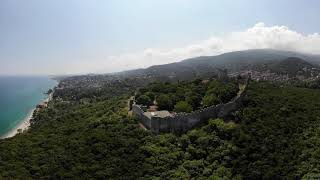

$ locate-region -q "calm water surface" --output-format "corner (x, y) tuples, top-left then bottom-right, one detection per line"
(0, 76), (57, 136)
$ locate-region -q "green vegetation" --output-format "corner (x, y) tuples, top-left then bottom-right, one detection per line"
(135, 79), (239, 112)
(0, 97), (148, 179)
(269, 57), (314, 76)
(1, 77), (320, 179)
(119, 49), (320, 80)
(173, 101), (193, 113)
(136, 95), (152, 106)
(156, 94), (173, 111)
(232, 82), (320, 179)
(202, 94), (220, 107)
(140, 118), (240, 179)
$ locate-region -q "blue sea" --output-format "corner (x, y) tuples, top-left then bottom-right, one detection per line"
(0, 76), (57, 137)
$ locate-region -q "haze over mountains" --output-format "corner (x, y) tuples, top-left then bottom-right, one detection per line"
(116, 49), (320, 79)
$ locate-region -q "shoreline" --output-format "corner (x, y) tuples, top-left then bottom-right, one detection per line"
(0, 93), (53, 139)
(0, 108), (35, 139)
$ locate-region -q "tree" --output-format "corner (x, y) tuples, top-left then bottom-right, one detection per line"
(219, 83), (238, 103)
(174, 101), (193, 113)
(185, 93), (202, 109)
(169, 93), (184, 106)
(144, 92), (155, 101)
(206, 82), (238, 103)
(150, 83), (165, 93)
(47, 89), (53, 94)
(156, 94), (173, 110)
(138, 88), (148, 94)
(208, 80), (223, 90)
(136, 95), (152, 106)
(202, 94), (220, 107)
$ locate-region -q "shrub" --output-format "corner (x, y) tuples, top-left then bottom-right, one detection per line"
(156, 94), (173, 110)
(186, 93), (202, 109)
(144, 92), (156, 101)
(174, 101), (193, 113)
(202, 94), (220, 107)
(136, 95), (152, 106)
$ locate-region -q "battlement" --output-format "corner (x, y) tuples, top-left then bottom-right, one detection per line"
(132, 76), (250, 133)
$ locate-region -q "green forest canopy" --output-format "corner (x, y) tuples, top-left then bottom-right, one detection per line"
(135, 79), (239, 112)
(0, 79), (320, 179)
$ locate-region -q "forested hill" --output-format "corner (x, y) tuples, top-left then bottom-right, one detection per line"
(117, 49), (320, 79)
(0, 76), (320, 179)
(269, 57), (315, 76)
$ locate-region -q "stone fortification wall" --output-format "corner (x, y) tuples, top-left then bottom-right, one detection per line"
(133, 77), (250, 133)
(132, 105), (152, 129)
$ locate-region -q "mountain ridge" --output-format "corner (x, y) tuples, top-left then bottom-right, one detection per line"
(116, 49), (320, 79)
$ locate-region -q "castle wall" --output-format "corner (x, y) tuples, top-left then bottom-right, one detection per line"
(132, 105), (152, 129)
(133, 77), (250, 133)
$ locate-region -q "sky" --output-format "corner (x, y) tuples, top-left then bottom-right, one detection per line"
(1, 0), (320, 75)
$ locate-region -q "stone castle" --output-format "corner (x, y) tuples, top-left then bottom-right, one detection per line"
(131, 76), (250, 133)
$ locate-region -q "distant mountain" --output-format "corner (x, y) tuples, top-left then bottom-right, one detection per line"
(116, 49), (320, 79)
(270, 57), (314, 74)
(269, 57), (315, 76)
(182, 49), (320, 64)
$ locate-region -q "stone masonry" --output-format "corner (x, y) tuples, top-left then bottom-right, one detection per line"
(132, 76), (250, 133)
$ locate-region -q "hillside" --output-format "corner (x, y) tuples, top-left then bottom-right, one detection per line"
(117, 49), (320, 79)
(1, 78), (320, 178)
(1, 49), (320, 178)
(269, 57), (316, 76)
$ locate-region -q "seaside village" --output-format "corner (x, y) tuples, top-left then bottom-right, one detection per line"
(36, 90), (54, 110)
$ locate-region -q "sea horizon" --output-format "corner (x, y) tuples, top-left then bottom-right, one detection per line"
(0, 76), (58, 137)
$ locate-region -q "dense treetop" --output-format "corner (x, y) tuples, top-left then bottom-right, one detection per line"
(0, 76), (320, 179)
(135, 78), (239, 112)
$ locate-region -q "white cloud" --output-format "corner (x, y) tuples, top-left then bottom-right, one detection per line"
(98, 22), (320, 73)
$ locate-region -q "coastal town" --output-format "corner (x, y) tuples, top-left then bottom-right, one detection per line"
(229, 67), (320, 82)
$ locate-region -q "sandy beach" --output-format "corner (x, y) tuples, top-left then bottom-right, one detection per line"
(0, 108), (35, 139)
(0, 93), (52, 139)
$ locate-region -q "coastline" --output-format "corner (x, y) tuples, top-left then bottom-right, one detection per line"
(0, 93), (53, 139)
(0, 108), (35, 139)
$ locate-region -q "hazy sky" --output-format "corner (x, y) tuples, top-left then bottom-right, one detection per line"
(1, 0), (320, 75)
